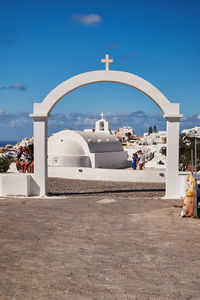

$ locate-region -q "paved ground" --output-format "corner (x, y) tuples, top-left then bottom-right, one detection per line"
(0, 179), (200, 299)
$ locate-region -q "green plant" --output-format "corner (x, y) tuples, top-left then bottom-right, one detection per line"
(0, 158), (11, 173)
(179, 134), (192, 169)
(153, 125), (158, 133)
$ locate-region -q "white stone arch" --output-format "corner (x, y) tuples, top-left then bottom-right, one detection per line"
(33, 71), (180, 116)
(30, 70), (182, 198)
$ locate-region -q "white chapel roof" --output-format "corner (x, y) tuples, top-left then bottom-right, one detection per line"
(77, 130), (123, 152)
(48, 130), (123, 157)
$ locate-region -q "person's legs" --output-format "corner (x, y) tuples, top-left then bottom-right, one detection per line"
(21, 162), (26, 173)
(16, 160), (21, 171)
(25, 161), (31, 173)
(30, 162), (34, 173)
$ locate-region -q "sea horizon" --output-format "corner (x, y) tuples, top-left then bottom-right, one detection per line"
(0, 141), (18, 147)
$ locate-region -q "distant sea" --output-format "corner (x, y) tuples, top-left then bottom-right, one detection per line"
(0, 141), (18, 147)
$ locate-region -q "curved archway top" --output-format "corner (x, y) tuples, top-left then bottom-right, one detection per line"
(32, 70), (182, 119)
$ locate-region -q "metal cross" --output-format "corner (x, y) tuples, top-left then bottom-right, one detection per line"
(101, 54), (113, 71)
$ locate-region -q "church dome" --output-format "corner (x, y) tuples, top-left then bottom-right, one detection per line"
(48, 130), (87, 156)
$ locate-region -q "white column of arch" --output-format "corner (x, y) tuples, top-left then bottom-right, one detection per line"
(32, 115), (48, 196)
(165, 117), (181, 199)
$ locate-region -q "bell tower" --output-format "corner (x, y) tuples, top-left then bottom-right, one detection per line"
(95, 112), (111, 134)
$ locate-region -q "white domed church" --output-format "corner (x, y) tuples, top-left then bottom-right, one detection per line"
(48, 113), (129, 169)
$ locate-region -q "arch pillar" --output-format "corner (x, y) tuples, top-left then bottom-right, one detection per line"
(31, 114), (49, 196)
(164, 116), (181, 198)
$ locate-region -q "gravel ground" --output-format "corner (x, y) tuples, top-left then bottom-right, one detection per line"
(1, 179), (200, 300)
(48, 178), (165, 198)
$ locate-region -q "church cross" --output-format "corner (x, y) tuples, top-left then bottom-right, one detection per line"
(100, 112), (105, 119)
(101, 54), (113, 71)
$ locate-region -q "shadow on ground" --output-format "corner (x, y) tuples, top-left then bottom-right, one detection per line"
(48, 178), (165, 198)
(48, 188), (165, 197)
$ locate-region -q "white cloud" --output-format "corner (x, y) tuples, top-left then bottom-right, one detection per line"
(10, 83), (26, 91)
(71, 14), (102, 26)
(106, 43), (120, 49)
(1, 110), (200, 140)
(9, 119), (30, 128)
(120, 52), (139, 60)
(48, 120), (57, 126)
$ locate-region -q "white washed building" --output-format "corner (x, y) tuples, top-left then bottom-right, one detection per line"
(116, 126), (135, 140)
(48, 130), (129, 169)
(48, 114), (129, 169)
(142, 131), (167, 145)
(182, 127), (200, 137)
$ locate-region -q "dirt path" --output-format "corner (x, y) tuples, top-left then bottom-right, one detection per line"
(0, 179), (200, 299)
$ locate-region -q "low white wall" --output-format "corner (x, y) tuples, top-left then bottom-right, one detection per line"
(0, 172), (43, 197)
(0, 173), (31, 196)
(48, 166), (166, 183)
(48, 167), (190, 199)
(3, 163), (189, 198)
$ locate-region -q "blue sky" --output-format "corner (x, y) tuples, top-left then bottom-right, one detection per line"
(0, 0), (200, 140)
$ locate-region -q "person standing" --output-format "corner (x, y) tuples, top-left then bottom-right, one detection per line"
(132, 153), (138, 170)
(138, 150), (145, 170)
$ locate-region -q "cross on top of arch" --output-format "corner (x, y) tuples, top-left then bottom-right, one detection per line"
(101, 54), (113, 71)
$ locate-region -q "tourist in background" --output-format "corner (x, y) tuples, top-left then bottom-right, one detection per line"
(16, 146), (23, 171)
(138, 150), (145, 170)
(132, 152), (138, 170)
(29, 144), (34, 173)
(16, 145), (34, 173)
(16, 146), (27, 172)
(21, 147), (29, 173)
(23, 144), (33, 173)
